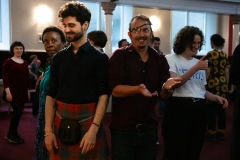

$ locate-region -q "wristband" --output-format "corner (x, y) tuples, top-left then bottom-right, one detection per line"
(44, 132), (54, 137)
(92, 122), (100, 127)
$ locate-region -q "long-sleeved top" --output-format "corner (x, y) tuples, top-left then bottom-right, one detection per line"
(2, 58), (29, 102)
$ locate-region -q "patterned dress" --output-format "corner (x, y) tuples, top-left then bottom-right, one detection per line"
(34, 66), (51, 160)
(206, 50), (229, 97)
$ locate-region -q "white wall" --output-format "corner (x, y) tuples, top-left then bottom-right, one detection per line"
(10, 0), (66, 52)
(133, 7), (171, 54)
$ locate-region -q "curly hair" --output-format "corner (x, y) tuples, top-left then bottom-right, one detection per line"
(210, 34), (225, 47)
(173, 26), (204, 55)
(42, 26), (66, 44)
(10, 41), (25, 55)
(58, 1), (91, 26)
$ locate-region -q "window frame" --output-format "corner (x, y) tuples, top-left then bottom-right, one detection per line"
(0, 0), (10, 51)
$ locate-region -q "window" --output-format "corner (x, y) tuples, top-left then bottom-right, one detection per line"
(111, 5), (132, 52)
(82, 1), (132, 54)
(171, 11), (207, 55)
(0, 0), (10, 50)
(0, 1), (1, 42)
(82, 2), (105, 33)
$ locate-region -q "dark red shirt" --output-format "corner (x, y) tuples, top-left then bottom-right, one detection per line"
(2, 58), (29, 102)
(108, 45), (170, 130)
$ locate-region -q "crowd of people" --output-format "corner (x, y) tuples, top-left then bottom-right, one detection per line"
(2, 1), (239, 160)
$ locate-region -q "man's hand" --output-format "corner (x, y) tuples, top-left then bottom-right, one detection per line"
(163, 77), (182, 91)
(139, 84), (158, 97)
(80, 127), (97, 154)
(44, 133), (58, 155)
(6, 92), (12, 102)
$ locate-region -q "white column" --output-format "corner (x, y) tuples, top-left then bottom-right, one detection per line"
(101, 2), (116, 112)
(101, 2), (116, 58)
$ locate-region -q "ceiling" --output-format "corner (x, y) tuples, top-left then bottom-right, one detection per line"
(65, 0), (240, 15)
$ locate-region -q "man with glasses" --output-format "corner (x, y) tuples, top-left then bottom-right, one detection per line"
(108, 14), (181, 159)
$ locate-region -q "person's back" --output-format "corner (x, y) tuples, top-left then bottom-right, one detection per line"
(87, 30), (108, 51)
(205, 34), (229, 141)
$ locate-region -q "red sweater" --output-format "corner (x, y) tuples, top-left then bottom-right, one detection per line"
(2, 58), (29, 103)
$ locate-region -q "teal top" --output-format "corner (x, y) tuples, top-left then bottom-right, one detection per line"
(38, 66), (50, 112)
(35, 65), (51, 159)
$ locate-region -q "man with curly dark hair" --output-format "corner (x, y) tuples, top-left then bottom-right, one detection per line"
(162, 26), (228, 160)
(44, 2), (109, 159)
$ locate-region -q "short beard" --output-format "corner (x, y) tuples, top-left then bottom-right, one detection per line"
(66, 28), (84, 42)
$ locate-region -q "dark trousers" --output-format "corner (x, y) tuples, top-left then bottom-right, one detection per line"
(111, 127), (157, 160)
(8, 102), (24, 135)
(162, 97), (206, 160)
(206, 103), (226, 131)
(230, 86), (240, 160)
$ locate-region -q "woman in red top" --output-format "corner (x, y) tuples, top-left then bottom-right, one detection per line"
(2, 41), (30, 144)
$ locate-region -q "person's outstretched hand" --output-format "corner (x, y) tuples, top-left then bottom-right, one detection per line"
(163, 77), (182, 91)
(139, 84), (158, 97)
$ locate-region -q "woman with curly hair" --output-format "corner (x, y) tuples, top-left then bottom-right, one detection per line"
(205, 34), (229, 141)
(162, 26), (228, 160)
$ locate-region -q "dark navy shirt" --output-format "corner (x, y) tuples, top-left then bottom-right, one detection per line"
(29, 62), (38, 78)
(47, 41), (109, 104)
(108, 45), (170, 130)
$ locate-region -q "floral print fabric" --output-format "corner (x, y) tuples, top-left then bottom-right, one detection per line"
(206, 50), (229, 98)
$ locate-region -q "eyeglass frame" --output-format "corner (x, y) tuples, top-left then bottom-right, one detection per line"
(129, 23), (152, 34)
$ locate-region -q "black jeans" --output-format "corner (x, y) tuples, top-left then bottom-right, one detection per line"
(162, 97), (206, 160)
(111, 127), (157, 160)
(8, 102), (24, 135)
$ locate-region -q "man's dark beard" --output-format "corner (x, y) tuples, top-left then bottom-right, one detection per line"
(66, 29), (83, 42)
